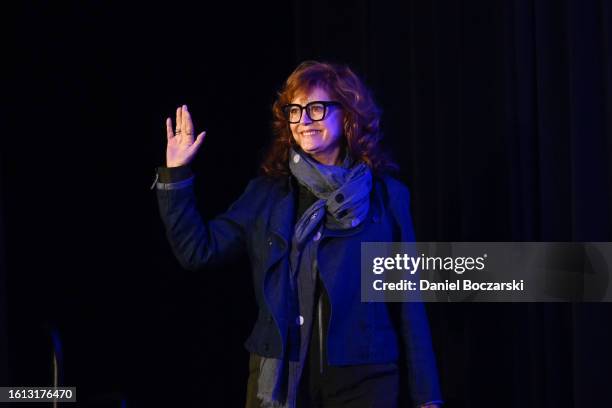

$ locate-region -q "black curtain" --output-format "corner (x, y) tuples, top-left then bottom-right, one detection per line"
(0, 146), (7, 387)
(3, 1), (611, 407)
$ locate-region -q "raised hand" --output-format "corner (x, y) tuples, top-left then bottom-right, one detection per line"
(165, 104), (206, 167)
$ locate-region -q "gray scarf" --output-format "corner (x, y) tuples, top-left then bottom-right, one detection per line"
(257, 146), (373, 408)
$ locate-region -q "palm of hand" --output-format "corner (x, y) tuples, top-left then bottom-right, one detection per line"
(165, 104), (206, 167)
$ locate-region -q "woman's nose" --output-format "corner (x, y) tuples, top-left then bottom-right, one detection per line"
(299, 109), (313, 125)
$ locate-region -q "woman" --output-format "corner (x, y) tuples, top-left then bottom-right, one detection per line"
(155, 61), (442, 408)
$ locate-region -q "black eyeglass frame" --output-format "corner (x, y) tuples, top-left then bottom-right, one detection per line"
(281, 101), (342, 123)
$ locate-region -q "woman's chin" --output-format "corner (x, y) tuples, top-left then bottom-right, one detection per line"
(300, 144), (321, 155)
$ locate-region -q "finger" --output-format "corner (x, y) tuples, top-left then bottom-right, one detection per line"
(182, 104), (194, 143)
(166, 117), (174, 140)
(175, 106), (183, 139)
(183, 104), (194, 135)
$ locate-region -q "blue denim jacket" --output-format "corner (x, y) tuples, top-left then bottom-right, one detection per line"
(156, 172), (443, 406)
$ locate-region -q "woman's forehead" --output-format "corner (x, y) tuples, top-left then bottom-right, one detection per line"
(290, 86), (332, 104)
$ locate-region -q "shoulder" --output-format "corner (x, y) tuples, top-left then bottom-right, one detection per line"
(224, 175), (289, 216)
(376, 174), (411, 201)
(240, 175), (291, 201)
(245, 175), (290, 192)
(375, 174), (413, 220)
(375, 174), (416, 241)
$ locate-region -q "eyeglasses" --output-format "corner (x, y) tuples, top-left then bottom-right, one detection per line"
(281, 101), (341, 123)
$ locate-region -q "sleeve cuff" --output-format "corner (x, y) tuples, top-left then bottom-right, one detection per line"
(156, 165), (193, 183)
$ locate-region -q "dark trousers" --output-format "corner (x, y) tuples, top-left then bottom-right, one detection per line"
(245, 353), (398, 408)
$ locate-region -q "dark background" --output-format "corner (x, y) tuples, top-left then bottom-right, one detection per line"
(2, 0), (612, 407)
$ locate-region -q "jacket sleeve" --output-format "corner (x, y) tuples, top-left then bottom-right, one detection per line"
(155, 167), (263, 271)
(388, 179), (444, 407)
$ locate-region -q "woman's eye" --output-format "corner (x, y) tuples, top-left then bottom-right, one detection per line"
(311, 106), (324, 115)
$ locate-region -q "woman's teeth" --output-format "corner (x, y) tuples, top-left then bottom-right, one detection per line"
(302, 130), (321, 136)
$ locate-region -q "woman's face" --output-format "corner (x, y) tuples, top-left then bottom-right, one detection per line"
(289, 87), (344, 165)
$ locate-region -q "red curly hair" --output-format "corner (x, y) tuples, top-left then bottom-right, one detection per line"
(260, 61), (398, 177)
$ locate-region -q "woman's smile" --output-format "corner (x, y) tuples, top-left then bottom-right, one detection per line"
(301, 129), (322, 137)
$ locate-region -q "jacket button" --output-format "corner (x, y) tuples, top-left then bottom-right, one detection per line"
(267, 238), (272, 246)
(296, 315), (304, 326)
(335, 193), (344, 203)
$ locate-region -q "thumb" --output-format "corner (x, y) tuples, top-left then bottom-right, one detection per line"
(190, 131), (206, 151)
